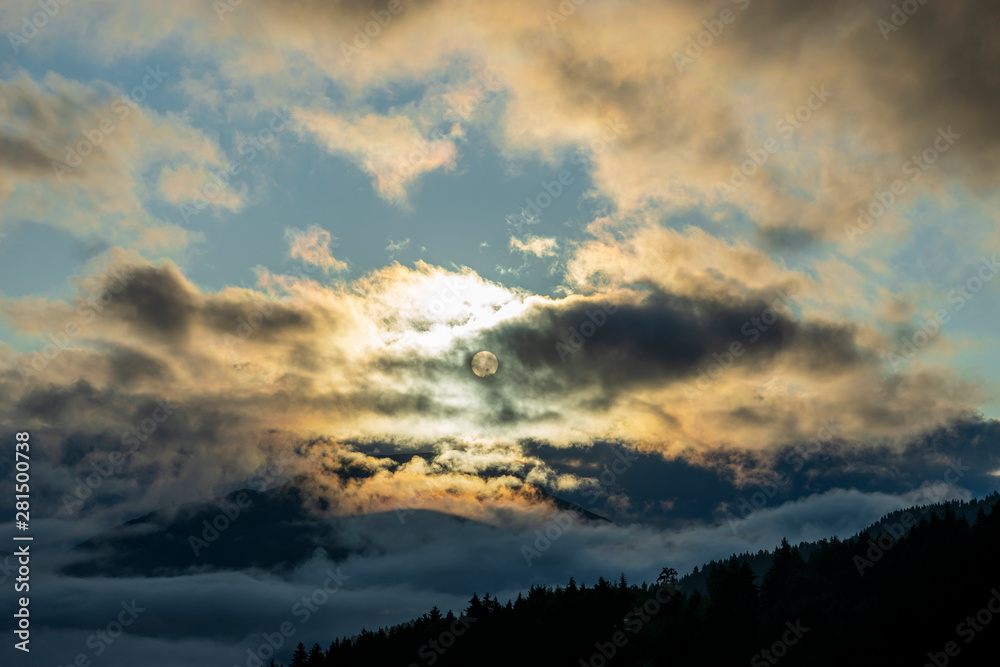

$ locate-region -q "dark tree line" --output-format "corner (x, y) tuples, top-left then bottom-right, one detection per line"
(262, 499), (1000, 666)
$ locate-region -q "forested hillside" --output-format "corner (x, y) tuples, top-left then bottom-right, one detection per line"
(258, 497), (1000, 666)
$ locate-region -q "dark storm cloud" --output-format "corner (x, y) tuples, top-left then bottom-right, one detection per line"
(248, 0), (437, 42)
(3, 378), (269, 517)
(105, 345), (172, 386)
(469, 289), (868, 396)
(518, 418), (1000, 529)
(96, 263), (315, 345)
(201, 300), (315, 342)
(781, 417), (1000, 498)
(0, 134), (53, 174)
(104, 266), (198, 341)
(16, 379), (120, 423)
(732, 0), (1000, 186)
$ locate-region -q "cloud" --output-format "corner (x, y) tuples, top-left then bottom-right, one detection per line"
(510, 235), (558, 258)
(0, 70), (234, 251)
(158, 164), (244, 212)
(293, 109), (458, 203)
(3, 3), (999, 662)
(0, 250), (987, 530)
(7, 478), (979, 666)
(285, 225), (348, 273)
(385, 238), (411, 258)
(9, 0), (995, 247)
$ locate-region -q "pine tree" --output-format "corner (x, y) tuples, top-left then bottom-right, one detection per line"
(466, 592), (485, 618)
(656, 566), (679, 587)
(289, 642), (308, 667)
(307, 643), (323, 666)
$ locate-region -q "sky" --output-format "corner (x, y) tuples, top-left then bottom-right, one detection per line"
(1, 0), (999, 665)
